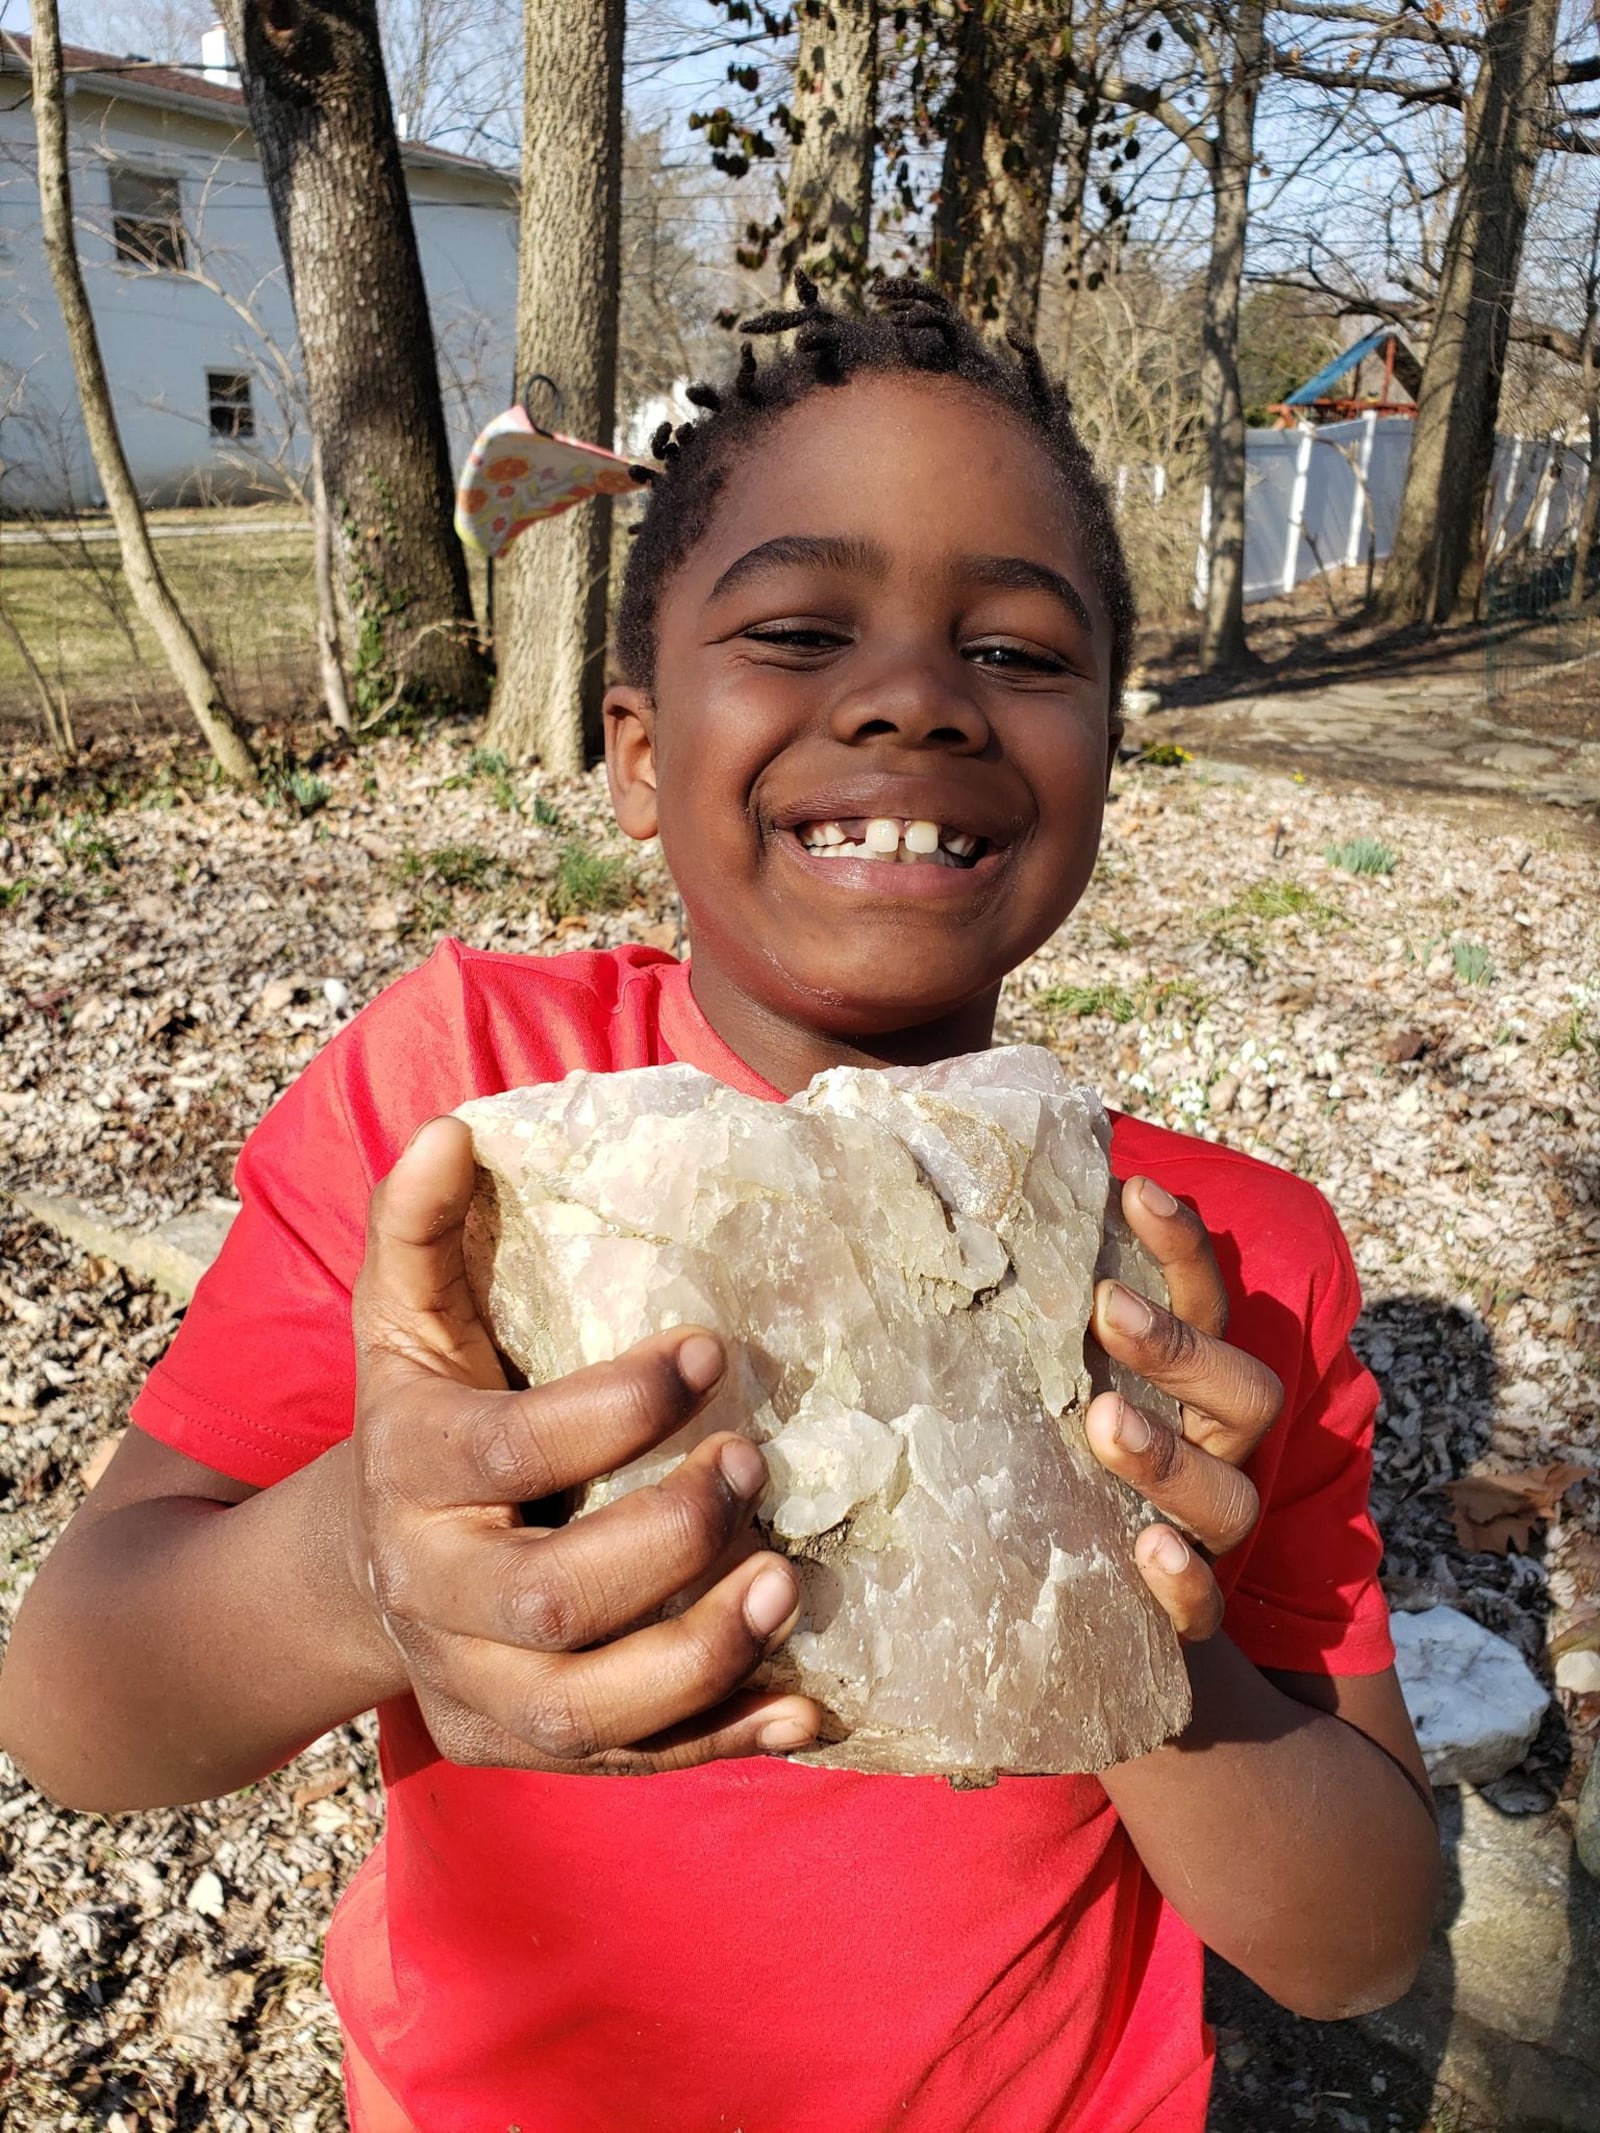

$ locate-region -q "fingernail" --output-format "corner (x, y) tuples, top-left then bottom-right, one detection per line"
(1152, 1531), (1190, 1575)
(676, 1333), (724, 1394)
(1104, 1282), (1153, 1338)
(1137, 1177), (1178, 1217)
(1114, 1398), (1152, 1453)
(759, 1717), (814, 1752)
(719, 1438), (766, 1499)
(745, 1565), (797, 1638)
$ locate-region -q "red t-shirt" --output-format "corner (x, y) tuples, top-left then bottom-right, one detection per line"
(133, 944), (1394, 2133)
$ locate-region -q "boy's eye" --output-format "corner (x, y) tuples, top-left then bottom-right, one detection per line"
(964, 639), (1071, 677)
(741, 623), (850, 654)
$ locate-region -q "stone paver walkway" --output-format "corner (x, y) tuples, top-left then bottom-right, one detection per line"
(1145, 662), (1600, 824)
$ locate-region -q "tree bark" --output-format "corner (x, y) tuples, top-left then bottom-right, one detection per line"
(1377, 0), (1561, 629)
(1197, 0), (1264, 673)
(217, 0), (488, 721)
(933, 1), (1069, 337)
(485, 0), (624, 770)
(782, 0), (879, 292)
(28, 0), (258, 782)
(312, 438), (353, 734)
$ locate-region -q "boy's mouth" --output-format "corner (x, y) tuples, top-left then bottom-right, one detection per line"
(791, 817), (986, 869)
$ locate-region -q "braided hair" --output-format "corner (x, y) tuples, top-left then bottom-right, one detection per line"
(617, 274), (1137, 709)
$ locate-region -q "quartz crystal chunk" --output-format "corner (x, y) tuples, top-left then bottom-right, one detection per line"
(457, 1045), (1191, 1780)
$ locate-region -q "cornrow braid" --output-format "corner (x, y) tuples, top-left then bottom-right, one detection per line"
(616, 277), (1137, 709)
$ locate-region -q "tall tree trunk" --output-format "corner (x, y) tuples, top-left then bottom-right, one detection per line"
(930, 1), (988, 296)
(1377, 0), (1560, 629)
(218, 0), (488, 721)
(28, 0), (257, 781)
(486, 0), (624, 770)
(932, 1), (1069, 337)
(782, 0), (879, 292)
(1197, 0), (1264, 673)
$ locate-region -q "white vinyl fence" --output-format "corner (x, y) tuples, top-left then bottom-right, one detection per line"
(1193, 417), (1593, 607)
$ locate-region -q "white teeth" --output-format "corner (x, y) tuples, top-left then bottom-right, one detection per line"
(864, 817), (901, 855)
(943, 832), (979, 859)
(904, 819), (940, 854)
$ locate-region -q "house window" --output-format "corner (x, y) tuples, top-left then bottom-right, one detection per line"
(110, 166), (186, 271)
(206, 371), (255, 439)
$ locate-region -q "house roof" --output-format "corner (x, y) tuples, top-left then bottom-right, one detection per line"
(0, 32), (515, 184)
(1283, 326), (1422, 406)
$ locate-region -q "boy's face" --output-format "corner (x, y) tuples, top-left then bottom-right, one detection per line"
(605, 371), (1118, 1083)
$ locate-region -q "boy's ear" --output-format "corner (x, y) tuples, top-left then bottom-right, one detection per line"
(603, 684), (659, 841)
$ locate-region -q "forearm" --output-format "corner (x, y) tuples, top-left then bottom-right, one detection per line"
(0, 1444), (405, 1812)
(1101, 1636), (1440, 2019)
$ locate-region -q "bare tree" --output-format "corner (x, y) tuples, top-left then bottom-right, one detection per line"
(485, 0), (625, 769)
(783, 0), (879, 291)
(1377, 0), (1563, 626)
(1068, 3), (1267, 670)
(216, 0), (489, 722)
(19, 5), (258, 781)
(932, 0), (1071, 337)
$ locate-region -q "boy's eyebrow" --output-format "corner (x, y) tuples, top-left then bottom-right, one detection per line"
(708, 533), (889, 601)
(957, 554), (1094, 633)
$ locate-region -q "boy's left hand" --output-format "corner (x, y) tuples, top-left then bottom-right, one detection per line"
(1085, 1176), (1283, 1643)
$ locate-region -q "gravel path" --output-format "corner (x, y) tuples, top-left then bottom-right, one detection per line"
(2, 726), (1596, 2129)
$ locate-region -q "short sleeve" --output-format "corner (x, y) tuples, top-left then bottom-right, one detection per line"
(1218, 1197), (1395, 1679)
(131, 950), (478, 1487)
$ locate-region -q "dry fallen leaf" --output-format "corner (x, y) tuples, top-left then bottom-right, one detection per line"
(291, 1768), (352, 1811)
(157, 1952), (254, 2056)
(1441, 1461), (1592, 1555)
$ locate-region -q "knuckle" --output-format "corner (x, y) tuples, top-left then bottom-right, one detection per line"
(1213, 1473), (1261, 1556)
(1145, 1417), (1185, 1487)
(518, 1680), (601, 1763)
(611, 1357), (680, 1444)
(499, 1565), (579, 1651)
(651, 1471), (736, 1563)
(472, 1398), (557, 1502)
(1145, 1305), (1200, 1373)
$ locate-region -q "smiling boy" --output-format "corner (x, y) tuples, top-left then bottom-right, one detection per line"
(0, 281), (1439, 2132)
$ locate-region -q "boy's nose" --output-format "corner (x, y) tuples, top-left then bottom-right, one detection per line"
(828, 661), (991, 753)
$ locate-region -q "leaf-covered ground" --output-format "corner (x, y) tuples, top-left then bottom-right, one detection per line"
(2, 725), (1596, 2130)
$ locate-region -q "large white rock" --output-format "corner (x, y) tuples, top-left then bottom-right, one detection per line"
(457, 1045), (1191, 1780)
(1391, 1605), (1550, 1787)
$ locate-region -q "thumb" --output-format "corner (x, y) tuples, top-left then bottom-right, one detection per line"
(354, 1114), (506, 1391)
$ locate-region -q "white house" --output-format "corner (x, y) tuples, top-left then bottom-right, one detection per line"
(0, 33), (518, 512)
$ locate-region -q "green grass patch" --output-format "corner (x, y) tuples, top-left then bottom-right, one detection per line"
(59, 817), (120, 873)
(1450, 939), (1494, 986)
(396, 842), (502, 892)
(548, 843), (634, 920)
(1139, 742), (1192, 769)
(1037, 975), (1208, 1027)
(1326, 836), (1397, 876)
(1037, 982), (1140, 1023)
(0, 877), (37, 910)
(1227, 879), (1339, 923)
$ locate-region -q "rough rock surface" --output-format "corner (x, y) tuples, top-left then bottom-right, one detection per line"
(1392, 1605), (1551, 1786)
(457, 1045), (1191, 1779)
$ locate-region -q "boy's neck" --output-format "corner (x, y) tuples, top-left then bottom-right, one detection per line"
(686, 962), (1002, 1097)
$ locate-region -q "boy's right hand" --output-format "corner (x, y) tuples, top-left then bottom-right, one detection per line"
(347, 1116), (822, 1774)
